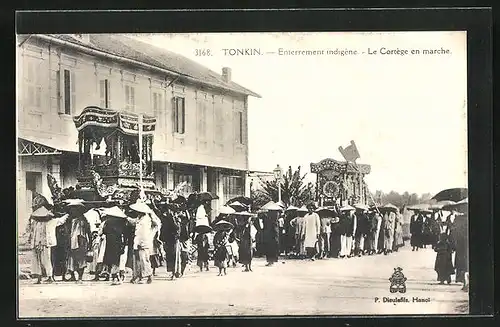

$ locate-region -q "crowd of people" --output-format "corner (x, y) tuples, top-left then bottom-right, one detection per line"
(23, 190), (468, 290)
(272, 203), (406, 262)
(410, 201), (470, 290)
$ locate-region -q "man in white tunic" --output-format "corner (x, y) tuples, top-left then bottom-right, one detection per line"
(303, 203), (321, 261)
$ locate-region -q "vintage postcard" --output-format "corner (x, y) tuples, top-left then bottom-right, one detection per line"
(17, 31), (469, 317)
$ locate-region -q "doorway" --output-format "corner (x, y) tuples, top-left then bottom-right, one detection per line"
(25, 171), (42, 214)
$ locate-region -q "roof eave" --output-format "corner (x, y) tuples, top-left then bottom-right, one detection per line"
(35, 34), (261, 99)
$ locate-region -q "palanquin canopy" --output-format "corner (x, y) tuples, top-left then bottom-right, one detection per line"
(73, 106), (156, 136)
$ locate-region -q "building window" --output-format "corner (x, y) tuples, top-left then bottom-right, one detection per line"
(222, 175), (244, 204)
(57, 68), (75, 115)
(152, 91), (163, 128)
(215, 106), (224, 143)
(62, 69), (76, 115)
(174, 97), (185, 134)
(125, 85), (135, 111)
(197, 101), (207, 139)
(235, 111), (243, 144)
(24, 61), (42, 110)
(99, 79), (111, 108)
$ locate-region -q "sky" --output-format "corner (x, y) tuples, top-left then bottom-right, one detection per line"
(134, 32), (468, 196)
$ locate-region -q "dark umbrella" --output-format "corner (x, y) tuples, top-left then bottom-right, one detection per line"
(315, 207), (337, 217)
(198, 192), (219, 201)
(380, 203), (399, 212)
(226, 196), (253, 206)
(228, 201), (248, 212)
(213, 219), (234, 231)
(429, 200), (456, 210)
(442, 198), (468, 214)
(194, 224), (213, 234)
(431, 188), (468, 203)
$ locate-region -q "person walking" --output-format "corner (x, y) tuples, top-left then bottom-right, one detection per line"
(339, 205), (356, 258)
(101, 206), (129, 285)
(66, 200), (92, 283)
(127, 201), (161, 284)
(290, 207), (308, 258)
(318, 210), (334, 259)
(393, 209), (405, 251)
(434, 233), (454, 284)
(262, 205), (281, 266)
(410, 210), (423, 251)
(303, 203), (321, 261)
(354, 206), (369, 256)
(26, 205), (69, 284)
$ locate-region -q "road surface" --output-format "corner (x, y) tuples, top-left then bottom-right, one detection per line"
(18, 245), (468, 317)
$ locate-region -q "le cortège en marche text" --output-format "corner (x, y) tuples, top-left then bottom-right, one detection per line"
(215, 47), (452, 57)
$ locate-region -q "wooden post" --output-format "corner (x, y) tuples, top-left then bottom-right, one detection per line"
(138, 114), (143, 194)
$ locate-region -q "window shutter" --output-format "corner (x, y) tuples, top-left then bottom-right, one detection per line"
(99, 80), (105, 107)
(71, 71), (76, 115)
(56, 70), (64, 113)
(35, 87), (42, 108)
(233, 111), (238, 143)
(181, 98), (185, 134)
(242, 111), (246, 145)
(130, 87), (135, 111)
(125, 85), (130, 109)
(107, 80), (112, 108)
(172, 97), (177, 133)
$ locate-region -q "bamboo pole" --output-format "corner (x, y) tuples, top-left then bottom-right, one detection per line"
(138, 114), (144, 197)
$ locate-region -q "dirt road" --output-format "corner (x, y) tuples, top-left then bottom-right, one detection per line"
(18, 246), (468, 317)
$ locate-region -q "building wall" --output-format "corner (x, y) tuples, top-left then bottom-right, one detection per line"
(17, 36), (249, 171)
(17, 156), (54, 234)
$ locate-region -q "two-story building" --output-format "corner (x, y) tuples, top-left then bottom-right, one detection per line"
(17, 34), (260, 230)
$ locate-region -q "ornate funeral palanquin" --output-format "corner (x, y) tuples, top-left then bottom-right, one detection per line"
(310, 158), (371, 206)
(73, 106), (157, 195)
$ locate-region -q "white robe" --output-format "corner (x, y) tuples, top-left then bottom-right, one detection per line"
(303, 212), (321, 248)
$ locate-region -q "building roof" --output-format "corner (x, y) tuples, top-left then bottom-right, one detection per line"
(42, 34), (261, 98)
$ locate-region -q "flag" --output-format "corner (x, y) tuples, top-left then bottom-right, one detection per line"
(338, 140), (360, 163)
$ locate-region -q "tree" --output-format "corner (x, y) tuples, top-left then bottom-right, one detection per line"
(253, 166), (315, 208)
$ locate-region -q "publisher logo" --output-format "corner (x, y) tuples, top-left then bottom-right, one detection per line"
(389, 267), (407, 293)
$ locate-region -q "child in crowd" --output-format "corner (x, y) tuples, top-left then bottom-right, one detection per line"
(227, 233), (239, 268)
(194, 232), (210, 272)
(213, 230), (230, 276)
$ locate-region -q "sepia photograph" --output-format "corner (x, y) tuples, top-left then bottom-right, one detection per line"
(16, 30), (469, 317)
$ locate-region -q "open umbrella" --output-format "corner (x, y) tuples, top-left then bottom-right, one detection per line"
(198, 192), (219, 201)
(353, 203), (369, 211)
(431, 188), (468, 203)
(315, 207), (337, 217)
(260, 201), (283, 211)
(228, 201), (248, 211)
(213, 219), (234, 231)
(219, 205), (236, 215)
(381, 203), (399, 212)
(285, 205), (299, 212)
(31, 206), (55, 222)
(407, 203), (430, 211)
(339, 204), (355, 212)
(194, 224), (213, 234)
(442, 198), (468, 214)
(297, 206), (309, 213)
(429, 200), (456, 210)
(276, 200), (286, 208)
(226, 196), (253, 206)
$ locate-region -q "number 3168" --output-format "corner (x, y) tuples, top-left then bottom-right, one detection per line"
(195, 49), (212, 56)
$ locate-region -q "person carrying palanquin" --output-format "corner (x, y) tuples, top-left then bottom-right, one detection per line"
(101, 206), (129, 285)
(66, 199), (92, 283)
